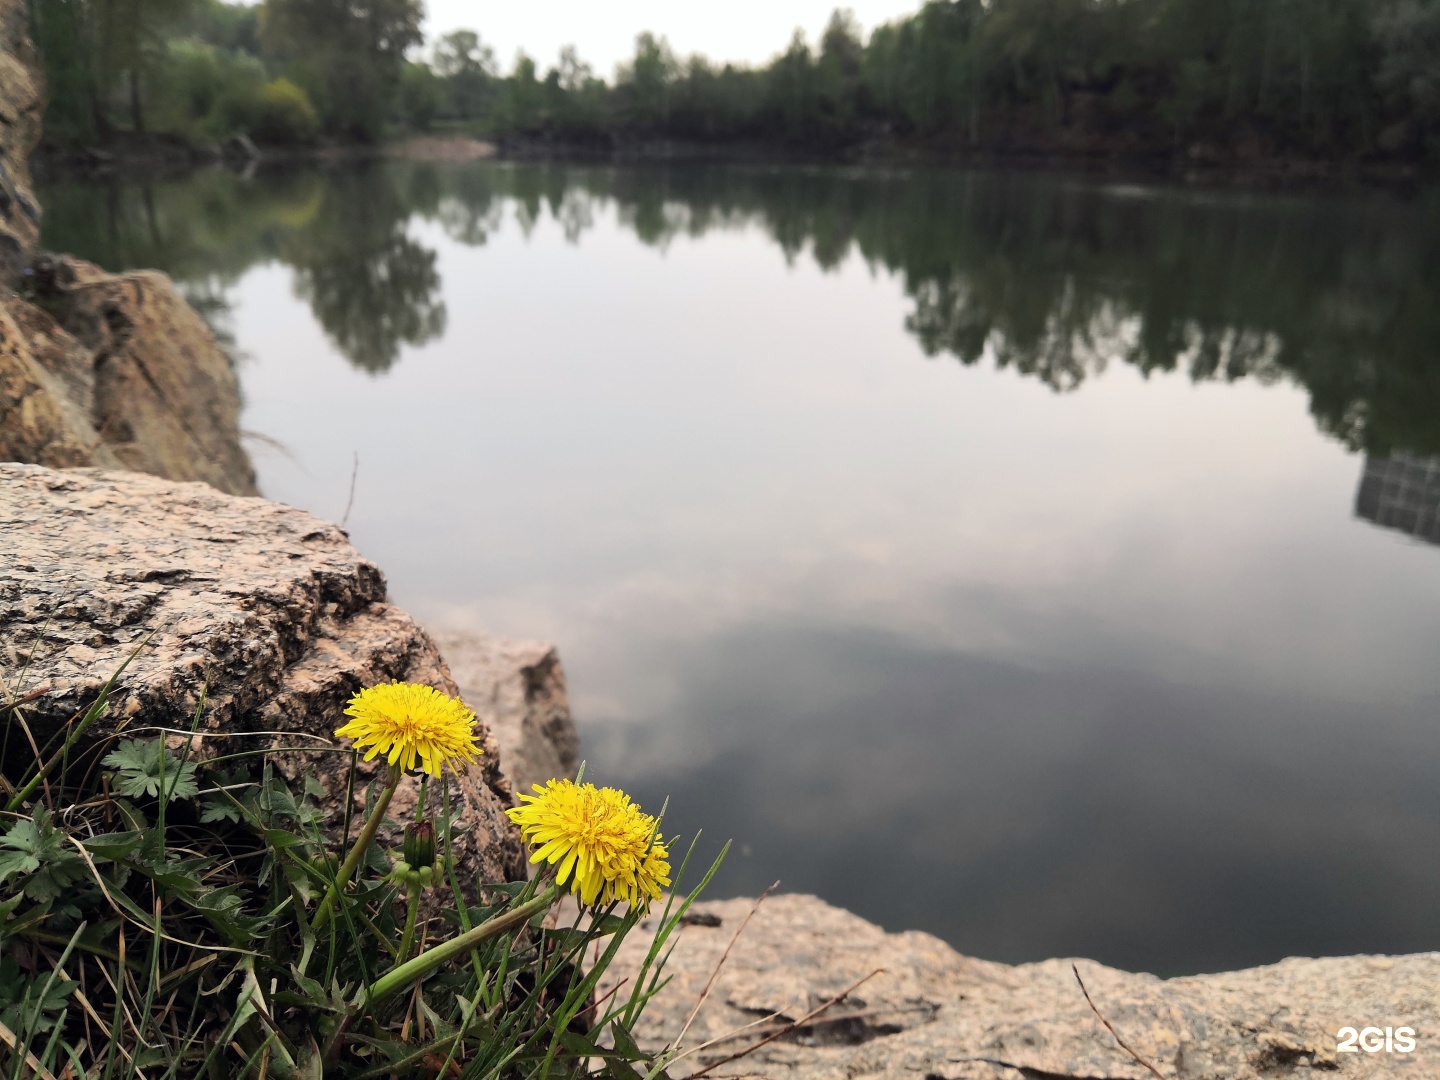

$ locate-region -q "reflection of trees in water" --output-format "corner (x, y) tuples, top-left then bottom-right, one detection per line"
(906, 277), (1139, 392)
(37, 168), (329, 360)
(415, 164), (1437, 456)
(39, 163), (448, 375)
(549, 166), (1440, 458)
(438, 197), (504, 245)
(181, 278), (244, 360)
(290, 235), (445, 374)
(40, 162), (1440, 454)
(283, 165), (446, 374)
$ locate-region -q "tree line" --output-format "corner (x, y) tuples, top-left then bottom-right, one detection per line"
(32, 0), (1440, 163)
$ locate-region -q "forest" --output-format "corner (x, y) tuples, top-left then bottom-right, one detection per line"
(30, 0), (1440, 164)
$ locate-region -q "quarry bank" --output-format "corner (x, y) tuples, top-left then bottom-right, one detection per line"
(4, 2), (1440, 1078)
(8, 468), (1440, 1080)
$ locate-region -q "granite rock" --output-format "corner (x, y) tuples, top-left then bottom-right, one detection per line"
(17, 254), (257, 495)
(0, 295), (121, 469)
(603, 892), (1440, 1079)
(0, 463), (524, 885)
(428, 628), (580, 794)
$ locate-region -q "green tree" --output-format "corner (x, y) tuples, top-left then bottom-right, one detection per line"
(254, 76), (320, 142)
(766, 30), (818, 140)
(31, 0), (109, 142)
(398, 61), (445, 129)
(815, 9), (864, 136)
(1374, 0), (1440, 152)
(31, 0), (193, 141)
(616, 32), (678, 131)
(259, 0), (422, 139)
(501, 52), (544, 132)
(433, 29), (497, 119)
(178, 0), (262, 55)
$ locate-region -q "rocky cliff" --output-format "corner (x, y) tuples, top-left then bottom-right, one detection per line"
(0, 463), (524, 884)
(0, 256), (258, 496)
(0, 0), (41, 280)
(605, 892), (1439, 1080)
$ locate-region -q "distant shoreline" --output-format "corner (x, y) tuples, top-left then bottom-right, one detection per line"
(35, 131), (1434, 194)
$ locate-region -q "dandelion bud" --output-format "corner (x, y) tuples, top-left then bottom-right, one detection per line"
(403, 820), (436, 869)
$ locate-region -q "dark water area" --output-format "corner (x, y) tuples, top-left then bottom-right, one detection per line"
(37, 160), (1440, 976)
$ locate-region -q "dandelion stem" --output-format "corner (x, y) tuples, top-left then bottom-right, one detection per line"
(396, 878), (423, 962)
(366, 885), (559, 1005)
(313, 764), (400, 931)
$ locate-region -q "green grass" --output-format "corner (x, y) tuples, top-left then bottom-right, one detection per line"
(0, 666), (725, 1079)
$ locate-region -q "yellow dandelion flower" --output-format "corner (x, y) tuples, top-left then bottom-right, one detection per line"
(335, 681), (481, 778)
(506, 779), (671, 910)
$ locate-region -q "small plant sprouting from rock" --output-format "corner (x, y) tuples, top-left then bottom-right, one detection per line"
(0, 674), (727, 1078)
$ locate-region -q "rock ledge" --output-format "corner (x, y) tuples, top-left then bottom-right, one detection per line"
(605, 893), (1439, 1079)
(0, 463), (523, 884)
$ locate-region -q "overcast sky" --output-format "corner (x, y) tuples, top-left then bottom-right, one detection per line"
(420, 1), (923, 80)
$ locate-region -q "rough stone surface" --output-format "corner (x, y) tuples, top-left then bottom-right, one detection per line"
(603, 893), (1440, 1079)
(13, 254), (257, 495)
(428, 628), (579, 794)
(0, 463), (524, 886)
(0, 0), (42, 279)
(0, 295), (122, 469)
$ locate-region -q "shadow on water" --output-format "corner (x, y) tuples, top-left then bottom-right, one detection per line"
(37, 161), (1440, 974)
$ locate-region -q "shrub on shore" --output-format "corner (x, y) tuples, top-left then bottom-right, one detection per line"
(253, 78), (321, 144)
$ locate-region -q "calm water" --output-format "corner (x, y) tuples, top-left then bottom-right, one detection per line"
(38, 161), (1440, 976)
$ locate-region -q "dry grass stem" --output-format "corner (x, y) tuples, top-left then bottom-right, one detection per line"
(0, 1019), (61, 1080)
(1073, 963), (1165, 1079)
(672, 881), (779, 1053)
(686, 967), (884, 1079)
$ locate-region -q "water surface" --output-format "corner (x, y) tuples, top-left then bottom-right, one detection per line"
(39, 161), (1440, 975)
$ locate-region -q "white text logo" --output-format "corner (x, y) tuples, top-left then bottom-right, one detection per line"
(1336, 1027), (1416, 1053)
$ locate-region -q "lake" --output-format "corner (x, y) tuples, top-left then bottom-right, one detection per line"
(38, 159), (1440, 976)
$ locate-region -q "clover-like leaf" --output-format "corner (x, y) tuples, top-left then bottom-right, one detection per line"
(0, 954), (77, 1037)
(0, 824), (41, 886)
(200, 795), (244, 824)
(0, 809), (86, 903)
(102, 738), (199, 801)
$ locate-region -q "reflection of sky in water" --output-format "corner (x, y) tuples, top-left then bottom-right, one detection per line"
(233, 190), (1440, 975)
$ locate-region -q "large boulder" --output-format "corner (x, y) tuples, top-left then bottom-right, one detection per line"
(0, 463), (525, 885)
(0, 0), (42, 279)
(427, 629), (579, 795)
(605, 893), (1439, 1079)
(14, 255), (257, 495)
(0, 256), (257, 496)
